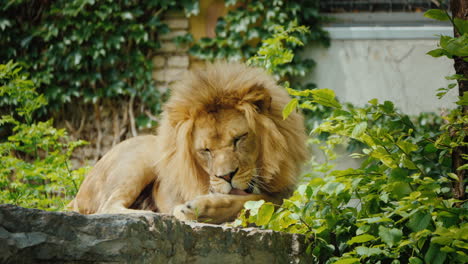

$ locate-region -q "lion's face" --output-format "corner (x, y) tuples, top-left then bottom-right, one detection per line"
(192, 108), (260, 195)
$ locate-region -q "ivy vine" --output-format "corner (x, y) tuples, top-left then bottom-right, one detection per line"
(188, 0), (329, 86)
(0, 0), (198, 118)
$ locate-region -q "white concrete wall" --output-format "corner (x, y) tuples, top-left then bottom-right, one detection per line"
(301, 39), (457, 115)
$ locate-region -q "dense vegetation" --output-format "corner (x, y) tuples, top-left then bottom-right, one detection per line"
(0, 61), (88, 210)
(237, 10), (468, 264)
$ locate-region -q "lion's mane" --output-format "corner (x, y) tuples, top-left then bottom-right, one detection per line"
(155, 62), (308, 201)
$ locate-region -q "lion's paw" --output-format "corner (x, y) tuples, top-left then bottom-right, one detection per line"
(173, 201), (201, 221)
(172, 195), (238, 223)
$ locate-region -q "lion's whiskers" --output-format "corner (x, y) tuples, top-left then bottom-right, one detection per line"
(249, 169), (270, 191)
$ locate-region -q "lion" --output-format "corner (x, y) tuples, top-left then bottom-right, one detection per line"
(68, 62), (308, 224)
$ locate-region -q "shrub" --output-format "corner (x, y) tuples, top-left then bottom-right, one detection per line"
(0, 61), (88, 210)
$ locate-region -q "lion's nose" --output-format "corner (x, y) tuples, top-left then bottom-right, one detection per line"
(216, 168), (239, 183)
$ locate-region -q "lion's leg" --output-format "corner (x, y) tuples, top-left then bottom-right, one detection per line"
(91, 162), (157, 214)
(96, 174), (156, 214)
(173, 194), (269, 224)
(72, 136), (160, 215)
(98, 190), (153, 214)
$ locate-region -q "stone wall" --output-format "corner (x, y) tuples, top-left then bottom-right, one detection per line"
(0, 205), (311, 263)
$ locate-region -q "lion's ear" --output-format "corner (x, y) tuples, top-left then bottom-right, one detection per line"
(163, 104), (189, 128)
(243, 84), (272, 113)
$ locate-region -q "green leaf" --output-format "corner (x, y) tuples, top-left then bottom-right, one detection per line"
(440, 35), (451, 48)
(440, 246), (456, 253)
(443, 34), (468, 57)
(310, 89), (342, 108)
(287, 88), (312, 97)
(409, 257), (423, 264)
(368, 98), (378, 105)
(382, 101), (394, 113)
(389, 168), (410, 182)
(401, 154), (418, 170)
(180, 0), (200, 16)
(454, 18), (468, 35)
(244, 200), (265, 216)
(427, 48), (448, 58)
(360, 216), (393, 224)
(445, 74), (468, 81)
(321, 182), (345, 195)
(447, 173), (460, 181)
(256, 203), (275, 226)
(355, 246), (385, 257)
(407, 211), (431, 232)
(333, 258), (360, 264)
(457, 92), (468, 106)
(424, 244), (447, 264)
(282, 98), (298, 120)
(370, 146), (397, 168)
(424, 143), (438, 153)
(431, 236), (453, 246)
(378, 226), (402, 247)
(424, 9), (450, 21)
(398, 141), (418, 154)
(453, 240), (468, 250)
(351, 122), (367, 138)
(347, 234), (376, 245)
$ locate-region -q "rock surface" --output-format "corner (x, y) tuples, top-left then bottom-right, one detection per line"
(0, 204), (311, 263)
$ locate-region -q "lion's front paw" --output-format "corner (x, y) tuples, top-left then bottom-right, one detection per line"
(172, 194), (239, 224)
(173, 200), (201, 221)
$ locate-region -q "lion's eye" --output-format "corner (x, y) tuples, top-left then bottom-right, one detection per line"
(199, 148), (211, 154)
(233, 133), (248, 147)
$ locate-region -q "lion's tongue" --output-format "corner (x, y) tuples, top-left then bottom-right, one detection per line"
(229, 188), (249, 195)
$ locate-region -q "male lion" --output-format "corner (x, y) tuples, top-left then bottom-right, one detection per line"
(69, 62), (308, 224)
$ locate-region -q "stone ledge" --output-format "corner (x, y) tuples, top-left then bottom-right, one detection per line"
(0, 204), (311, 263)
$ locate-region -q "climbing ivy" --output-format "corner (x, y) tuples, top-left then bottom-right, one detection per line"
(0, 0), (198, 117)
(189, 0), (329, 86)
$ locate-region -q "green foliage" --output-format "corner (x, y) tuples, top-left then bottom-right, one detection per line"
(0, 61), (88, 210)
(247, 23), (309, 75)
(242, 23), (333, 127)
(189, 0), (329, 83)
(0, 1), (197, 121)
(235, 12), (467, 264)
(425, 8), (468, 100)
(239, 92), (467, 262)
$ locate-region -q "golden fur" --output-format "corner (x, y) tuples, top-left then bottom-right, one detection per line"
(69, 62), (308, 223)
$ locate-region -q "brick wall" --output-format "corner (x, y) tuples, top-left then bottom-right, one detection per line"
(152, 11), (190, 92)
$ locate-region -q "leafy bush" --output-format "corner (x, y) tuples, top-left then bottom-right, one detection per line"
(236, 10), (468, 264)
(0, 61), (88, 210)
